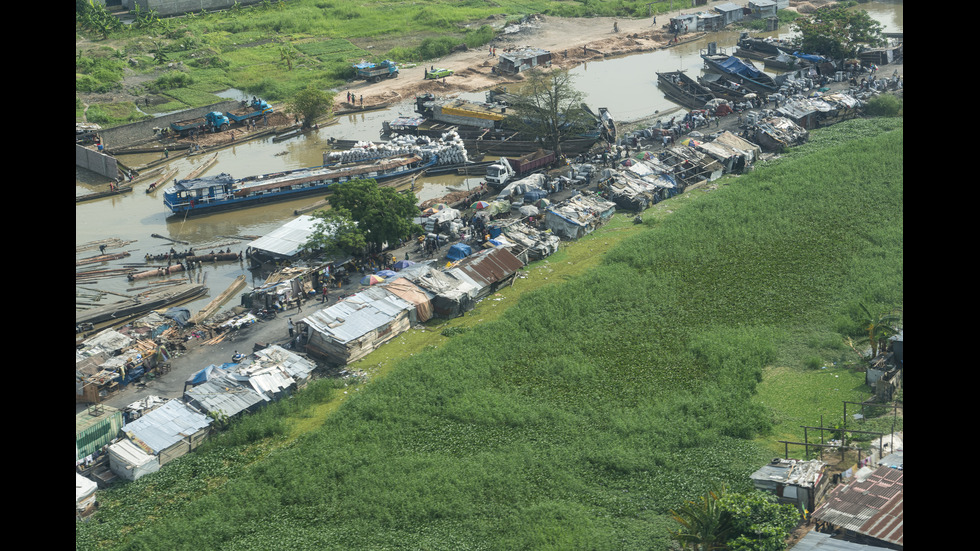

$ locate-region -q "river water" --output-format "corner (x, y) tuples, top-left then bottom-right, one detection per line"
(76, 2), (902, 319)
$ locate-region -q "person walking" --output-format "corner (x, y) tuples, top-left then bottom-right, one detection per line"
(288, 318), (295, 338)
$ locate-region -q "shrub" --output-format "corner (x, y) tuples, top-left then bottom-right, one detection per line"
(864, 94), (902, 117)
(151, 70), (194, 91)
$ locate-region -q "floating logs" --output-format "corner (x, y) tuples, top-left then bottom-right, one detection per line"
(128, 263), (186, 281)
(185, 252), (242, 264)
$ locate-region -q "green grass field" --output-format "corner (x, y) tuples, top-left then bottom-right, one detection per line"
(76, 0), (691, 125)
(76, 117), (903, 550)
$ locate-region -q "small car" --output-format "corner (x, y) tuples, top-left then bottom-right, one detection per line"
(425, 67), (454, 79)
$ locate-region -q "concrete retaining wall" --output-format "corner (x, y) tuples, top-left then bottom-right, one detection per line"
(97, 100), (240, 151)
(77, 144), (120, 180)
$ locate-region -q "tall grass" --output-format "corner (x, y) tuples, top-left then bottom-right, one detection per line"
(76, 118), (902, 550)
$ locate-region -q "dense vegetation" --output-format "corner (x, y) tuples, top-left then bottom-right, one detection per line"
(76, 117), (903, 550)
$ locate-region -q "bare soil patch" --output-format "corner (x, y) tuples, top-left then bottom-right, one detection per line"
(342, 15), (686, 110)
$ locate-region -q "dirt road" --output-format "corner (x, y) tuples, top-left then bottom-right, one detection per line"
(338, 15), (688, 111)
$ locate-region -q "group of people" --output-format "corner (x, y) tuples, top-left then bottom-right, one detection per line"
(345, 91), (363, 106)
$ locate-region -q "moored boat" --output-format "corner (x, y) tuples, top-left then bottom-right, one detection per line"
(701, 50), (779, 95)
(657, 70), (715, 110)
(163, 154), (436, 217)
(698, 73), (759, 103)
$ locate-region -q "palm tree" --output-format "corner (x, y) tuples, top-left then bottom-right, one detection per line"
(859, 303), (902, 358)
(670, 488), (732, 550)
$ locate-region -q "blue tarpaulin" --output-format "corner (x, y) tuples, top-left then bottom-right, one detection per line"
(793, 52), (828, 63)
(716, 56), (763, 79)
(187, 363), (235, 386)
(447, 244), (472, 261)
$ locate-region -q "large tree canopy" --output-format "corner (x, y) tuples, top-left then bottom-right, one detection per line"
(326, 179), (421, 252)
(792, 4), (885, 63)
(303, 207), (368, 257)
(287, 85), (334, 129)
(508, 69), (594, 156)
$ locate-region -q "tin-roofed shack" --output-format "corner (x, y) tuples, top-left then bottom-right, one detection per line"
(811, 464), (904, 549)
(447, 247), (524, 301)
(299, 286), (413, 366)
(495, 47), (552, 75)
(750, 458), (830, 513)
(109, 399), (212, 480)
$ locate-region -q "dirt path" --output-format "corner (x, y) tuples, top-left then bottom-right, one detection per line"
(338, 15), (688, 113)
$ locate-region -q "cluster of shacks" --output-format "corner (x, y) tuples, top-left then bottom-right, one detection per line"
(75, 344), (317, 491)
(298, 247), (525, 366)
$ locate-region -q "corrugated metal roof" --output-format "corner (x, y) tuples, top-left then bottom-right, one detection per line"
(812, 466), (903, 547)
(184, 373), (269, 417)
(789, 531), (887, 551)
(301, 287), (411, 344)
(248, 215), (322, 257)
(449, 247), (524, 288)
(750, 459), (825, 488)
(121, 399), (212, 454)
(252, 345), (316, 381)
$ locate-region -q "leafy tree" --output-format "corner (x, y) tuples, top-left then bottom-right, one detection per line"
(286, 85), (334, 129)
(718, 491), (800, 551)
(670, 487), (733, 550)
(508, 68), (593, 156)
(327, 179), (421, 252)
(792, 5), (885, 64)
(303, 207), (368, 256)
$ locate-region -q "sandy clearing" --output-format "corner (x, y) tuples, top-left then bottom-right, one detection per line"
(337, 14), (690, 111)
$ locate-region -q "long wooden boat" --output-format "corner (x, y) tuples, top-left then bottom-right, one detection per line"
(656, 70), (715, 110)
(698, 73), (759, 103)
(145, 167), (179, 194)
(463, 135), (597, 156)
(75, 282), (207, 327)
(163, 154), (437, 217)
(701, 53), (779, 95)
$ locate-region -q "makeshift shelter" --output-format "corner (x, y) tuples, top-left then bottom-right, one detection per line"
(714, 2), (745, 25)
(446, 243), (473, 261)
(76, 473), (98, 519)
(750, 458), (829, 513)
(246, 215), (321, 267)
(811, 465), (903, 549)
(496, 219), (561, 262)
(446, 247), (524, 300)
(76, 405), (124, 461)
(116, 399), (211, 470)
(396, 261), (479, 318)
(544, 194), (617, 240)
(495, 47), (552, 74)
(108, 438), (160, 481)
(600, 170), (677, 211)
(299, 287), (413, 365)
(692, 132), (762, 174)
(253, 344), (317, 387)
(184, 370), (269, 418)
(752, 116), (809, 151)
(185, 363), (236, 388)
(383, 277), (435, 322)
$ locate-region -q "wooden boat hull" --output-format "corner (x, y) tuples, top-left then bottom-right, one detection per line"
(657, 71), (715, 110)
(701, 54), (778, 95)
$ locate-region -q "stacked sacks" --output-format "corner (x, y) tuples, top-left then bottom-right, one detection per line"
(326, 133), (469, 166)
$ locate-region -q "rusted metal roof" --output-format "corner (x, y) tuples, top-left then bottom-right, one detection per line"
(812, 466), (903, 548)
(450, 247), (523, 288)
